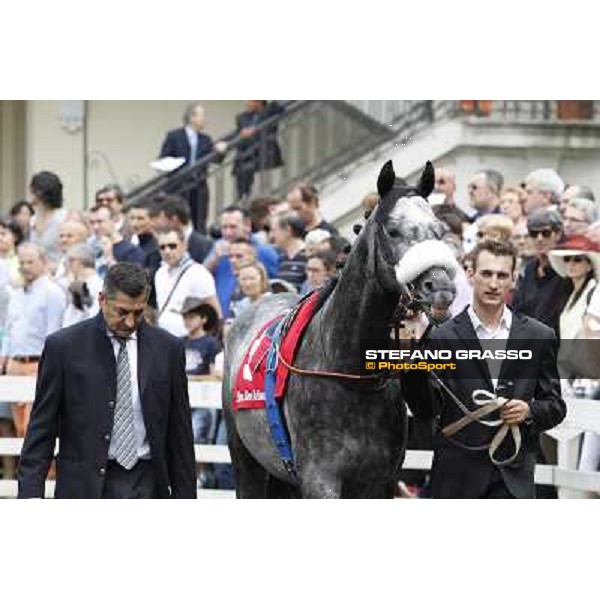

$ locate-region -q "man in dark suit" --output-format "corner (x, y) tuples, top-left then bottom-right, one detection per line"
(403, 240), (566, 498)
(232, 101), (284, 200)
(150, 194), (214, 264)
(159, 102), (226, 233)
(18, 263), (196, 499)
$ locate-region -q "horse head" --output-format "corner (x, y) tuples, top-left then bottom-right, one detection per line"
(362, 159), (458, 314)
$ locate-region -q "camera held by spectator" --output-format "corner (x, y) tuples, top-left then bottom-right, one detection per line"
(68, 280), (93, 311)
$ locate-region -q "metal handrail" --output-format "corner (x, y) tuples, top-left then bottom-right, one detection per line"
(122, 100), (600, 225)
(124, 100), (308, 206)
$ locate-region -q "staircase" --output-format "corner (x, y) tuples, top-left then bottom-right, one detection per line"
(125, 100), (395, 222)
(125, 100), (600, 232)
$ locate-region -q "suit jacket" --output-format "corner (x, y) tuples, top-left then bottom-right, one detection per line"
(403, 308), (566, 499)
(187, 230), (214, 264)
(18, 313), (196, 499)
(233, 102), (284, 173)
(160, 128), (216, 173)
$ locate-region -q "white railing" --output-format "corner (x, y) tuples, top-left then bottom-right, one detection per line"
(0, 376), (599, 498)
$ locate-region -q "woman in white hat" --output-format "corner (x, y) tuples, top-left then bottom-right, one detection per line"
(550, 235), (600, 485)
(549, 235), (600, 342)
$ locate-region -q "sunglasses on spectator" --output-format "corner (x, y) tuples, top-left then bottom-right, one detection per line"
(563, 255), (588, 263)
(159, 243), (179, 251)
(528, 229), (554, 239)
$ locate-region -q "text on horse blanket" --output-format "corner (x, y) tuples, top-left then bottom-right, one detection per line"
(232, 292), (320, 411)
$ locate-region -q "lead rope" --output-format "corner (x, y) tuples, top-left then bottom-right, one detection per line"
(401, 314), (521, 467)
(429, 368), (522, 467)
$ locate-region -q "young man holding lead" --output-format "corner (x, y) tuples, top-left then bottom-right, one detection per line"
(404, 240), (566, 498)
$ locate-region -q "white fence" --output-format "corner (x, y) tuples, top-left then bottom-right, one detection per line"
(1, 376), (599, 499)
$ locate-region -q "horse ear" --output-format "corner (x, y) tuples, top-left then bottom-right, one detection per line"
(416, 161), (435, 200)
(377, 160), (396, 198)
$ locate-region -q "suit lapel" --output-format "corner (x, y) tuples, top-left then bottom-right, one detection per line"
(136, 322), (154, 412)
(93, 313), (118, 404)
(497, 312), (528, 385)
(180, 128), (192, 163)
(453, 309), (494, 389)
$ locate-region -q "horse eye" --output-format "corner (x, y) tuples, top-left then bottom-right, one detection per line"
(388, 227), (401, 239)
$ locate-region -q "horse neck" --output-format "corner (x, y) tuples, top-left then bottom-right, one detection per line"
(317, 244), (397, 368)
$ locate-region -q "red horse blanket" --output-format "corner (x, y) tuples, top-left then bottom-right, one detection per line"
(232, 292), (321, 411)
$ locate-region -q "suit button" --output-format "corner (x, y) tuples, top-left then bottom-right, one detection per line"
(104, 433), (111, 441)
(99, 467), (106, 475)
(108, 401), (115, 409)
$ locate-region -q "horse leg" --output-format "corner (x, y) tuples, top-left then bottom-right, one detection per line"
(223, 409), (269, 498)
(299, 465), (342, 499)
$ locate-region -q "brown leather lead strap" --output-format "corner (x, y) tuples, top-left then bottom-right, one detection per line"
(431, 372), (522, 467)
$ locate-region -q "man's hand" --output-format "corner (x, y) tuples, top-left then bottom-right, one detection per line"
(214, 239), (230, 258)
(240, 127), (256, 139)
(500, 399), (530, 425)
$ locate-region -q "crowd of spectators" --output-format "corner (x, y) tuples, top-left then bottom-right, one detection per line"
(1, 155), (600, 497)
(0, 170), (347, 490)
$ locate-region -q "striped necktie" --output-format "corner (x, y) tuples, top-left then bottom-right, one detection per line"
(110, 338), (138, 469)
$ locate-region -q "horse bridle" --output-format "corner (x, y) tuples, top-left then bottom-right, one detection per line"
(277, 272), (425, 383)
(278, 217), (435, 383)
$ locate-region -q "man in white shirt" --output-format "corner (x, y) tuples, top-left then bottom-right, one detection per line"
(154, 228), (220, 337)
(403, 240), (565, 498)
(0, 243), (66, 437)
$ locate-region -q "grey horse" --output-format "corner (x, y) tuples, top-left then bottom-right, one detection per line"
(222, 160), (458, 498)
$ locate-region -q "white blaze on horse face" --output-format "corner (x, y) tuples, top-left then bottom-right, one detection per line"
(394, 239), (459, 285)
(387, 194), (458, 285)
(388, 195), (435, 235)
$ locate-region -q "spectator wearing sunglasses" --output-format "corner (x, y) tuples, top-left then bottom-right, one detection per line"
(512, 208), (571, 499)
(154, 228), (220, 337)
(512, 208), (569, 338)
(549, 235), (600, 343)
(550, 236), (600, 492)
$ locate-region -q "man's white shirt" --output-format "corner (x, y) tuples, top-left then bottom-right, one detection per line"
(155, 255), (216, 337)
(467, 304), (512, 390)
